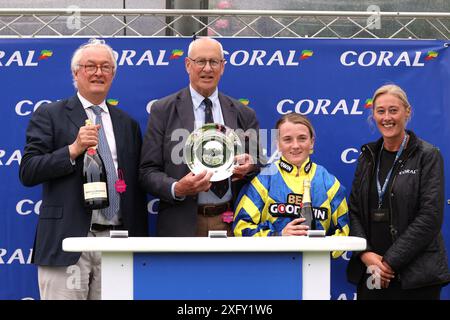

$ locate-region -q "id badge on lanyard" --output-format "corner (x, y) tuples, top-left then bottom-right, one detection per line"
(376, 133), (408, 208)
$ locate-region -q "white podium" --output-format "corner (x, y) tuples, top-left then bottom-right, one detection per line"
(63, 236), (365, 300)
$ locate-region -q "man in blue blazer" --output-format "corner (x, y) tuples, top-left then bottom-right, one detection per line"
(19, 39), (148, 299)
(139, 37), (262, 237)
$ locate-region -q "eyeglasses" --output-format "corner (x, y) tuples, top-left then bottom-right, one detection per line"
(78, 64), (114, 75)
(188, 57), (224, 68)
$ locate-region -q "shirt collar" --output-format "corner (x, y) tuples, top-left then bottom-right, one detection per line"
(189, 85), (219, 111)
(77, 92), (109, 113)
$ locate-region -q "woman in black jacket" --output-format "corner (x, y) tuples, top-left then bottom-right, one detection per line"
(346, 84), (450, 299)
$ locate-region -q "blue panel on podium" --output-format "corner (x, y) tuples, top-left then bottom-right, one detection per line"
(133, 252), (302, 300)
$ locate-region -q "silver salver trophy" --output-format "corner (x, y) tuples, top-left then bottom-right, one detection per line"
(184, 123), (244, 181)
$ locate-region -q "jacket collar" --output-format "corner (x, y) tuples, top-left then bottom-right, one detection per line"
(218, 92), (238, 130)
(65, 95), (88, 129)
(175, 88), (196, 132)
(175, 87), (239, 132)
(277, 156), (313, 177)
(361, 129), (418, 161)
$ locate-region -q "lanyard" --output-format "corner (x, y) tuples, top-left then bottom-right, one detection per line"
(376, 133), (408, 208)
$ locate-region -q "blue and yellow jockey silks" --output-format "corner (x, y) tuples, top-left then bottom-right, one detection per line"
(233, 157), (349, 258)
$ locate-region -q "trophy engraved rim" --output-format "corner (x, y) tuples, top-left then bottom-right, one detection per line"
(184, 123), (244, 182)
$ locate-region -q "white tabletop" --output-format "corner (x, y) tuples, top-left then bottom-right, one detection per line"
(63, 236), (366, 253)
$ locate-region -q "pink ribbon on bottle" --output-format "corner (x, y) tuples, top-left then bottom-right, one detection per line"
(114, 168), (127, 193)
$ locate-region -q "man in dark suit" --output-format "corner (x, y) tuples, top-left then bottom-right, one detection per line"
(19, 39), (147, 299)
(139, 37), (261, 237)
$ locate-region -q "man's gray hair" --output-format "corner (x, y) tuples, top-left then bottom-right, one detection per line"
(187, 37), (224, 59)
(71, 38), (117, 88)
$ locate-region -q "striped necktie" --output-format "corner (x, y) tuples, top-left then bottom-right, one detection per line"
(203, 98), (229, 199)
(90, 105), (120, 220)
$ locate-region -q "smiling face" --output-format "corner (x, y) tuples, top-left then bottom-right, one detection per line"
(277, 121), (315, 168)
(185, 38), (224, 97)
(373, 93), (410, 144)
(73, 46), (115, 104)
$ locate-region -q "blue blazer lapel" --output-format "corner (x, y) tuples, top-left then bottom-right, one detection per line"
(65, 95), (88, 130)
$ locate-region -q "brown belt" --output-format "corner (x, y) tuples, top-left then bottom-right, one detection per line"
(197, 202), (232, 217)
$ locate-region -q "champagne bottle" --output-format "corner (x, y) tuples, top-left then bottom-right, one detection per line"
(300, 179), (315, 230)
(83, 119), (109, 209)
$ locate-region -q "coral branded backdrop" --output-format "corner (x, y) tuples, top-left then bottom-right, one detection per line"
(0, 38), (449, 300)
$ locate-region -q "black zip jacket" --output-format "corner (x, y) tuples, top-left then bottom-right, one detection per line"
(347, 130), (450, 289)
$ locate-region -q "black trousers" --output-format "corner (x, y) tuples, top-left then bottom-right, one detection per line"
(357, 274), (442, 300)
